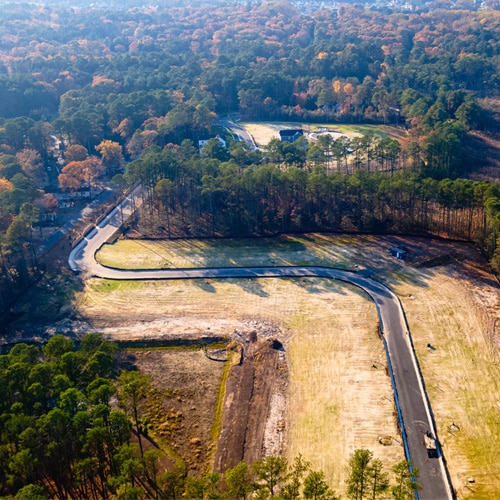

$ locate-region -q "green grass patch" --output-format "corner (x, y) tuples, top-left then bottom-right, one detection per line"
(325, 123), (388, 137)
(240, 121), (397, 139)
(88, 279), (145, 293)
(210, 348), (238, 453)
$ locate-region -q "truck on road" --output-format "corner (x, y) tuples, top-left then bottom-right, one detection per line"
(424, 430), (438, 458)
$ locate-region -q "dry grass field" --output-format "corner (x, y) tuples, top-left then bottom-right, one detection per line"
(96, 235), (353, 270)
(80, 277), (403, 493)
(395, 274), (500, 499)
(84, 234), (500, 498)
(238, 121), (404, 147)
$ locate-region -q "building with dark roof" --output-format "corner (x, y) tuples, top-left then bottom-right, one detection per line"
(279, 129), (304, 143)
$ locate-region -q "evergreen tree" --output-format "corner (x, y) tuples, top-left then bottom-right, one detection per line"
(391, 461), (421, 500)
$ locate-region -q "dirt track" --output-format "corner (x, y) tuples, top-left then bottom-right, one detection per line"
(214, 325), (287, 472)
(111, 320), (288, 479)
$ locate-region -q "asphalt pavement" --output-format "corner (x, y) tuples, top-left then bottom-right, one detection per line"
(68, 188), (454, 500)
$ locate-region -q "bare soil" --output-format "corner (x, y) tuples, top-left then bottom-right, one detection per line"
(114, 320), (288, 479)
(214, 323), (287, 472)
(5, 227), (500, 496)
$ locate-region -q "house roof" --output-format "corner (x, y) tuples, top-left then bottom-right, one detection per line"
(279, 129), (303, 137)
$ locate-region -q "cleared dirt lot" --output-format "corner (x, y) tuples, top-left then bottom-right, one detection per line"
(77, 276), (401, 492)
(12, 233), (499, 498)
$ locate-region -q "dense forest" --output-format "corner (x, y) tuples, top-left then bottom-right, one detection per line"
(0, 335), (419, 499)
(125, 140), (500, 250)
(0, 1), (499, 497)
(1, 0), (500, 303)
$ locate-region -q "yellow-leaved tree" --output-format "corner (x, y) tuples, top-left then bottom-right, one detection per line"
(95, 140), (124, 174)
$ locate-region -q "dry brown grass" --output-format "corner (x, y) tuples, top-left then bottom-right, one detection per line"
(79, 277), (404, 494)
(284, 282), (403, 492)
(393, 273), (500, 499)
(79, 234), (500, 498)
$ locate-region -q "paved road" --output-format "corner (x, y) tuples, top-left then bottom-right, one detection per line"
(69, 189), (453, 500)
(36, 186), (115, 258)
(219, 118), (258, 149)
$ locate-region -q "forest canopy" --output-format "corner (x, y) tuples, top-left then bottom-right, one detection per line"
(1, 0), (500, 307)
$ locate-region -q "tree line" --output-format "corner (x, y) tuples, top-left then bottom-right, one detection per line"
(0, 1), (496, 162)
(2, 126), (499, 318)
(1, 0), (500, 308)
(123, 136), (500, 272)
(136, 451), (419, 500)
(0, 334), (418, 500)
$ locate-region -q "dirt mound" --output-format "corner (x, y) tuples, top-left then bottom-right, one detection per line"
(413, 252), (463, 268)
(214, 323), (288, 472)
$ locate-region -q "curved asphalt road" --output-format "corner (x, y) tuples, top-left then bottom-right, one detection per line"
(69, 188), (453, 500)
(219, 118), (258, 149)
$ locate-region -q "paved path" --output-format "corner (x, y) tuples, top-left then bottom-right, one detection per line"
(36, 186), (115, 258)
(219, 118), (258, 149)
(69, 189), (453, 500)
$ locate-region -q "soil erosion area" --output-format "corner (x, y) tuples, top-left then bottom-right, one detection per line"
(114, 320), (288, 478)
(214, 325), (288, 472)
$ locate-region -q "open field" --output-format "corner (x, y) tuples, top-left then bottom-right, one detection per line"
(96, 235), (353, 270)
(396, 274), (500, 498)
(85, 234), (499, 498)
(239, 121), (405, 147)
(79, 276), (403, 492)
